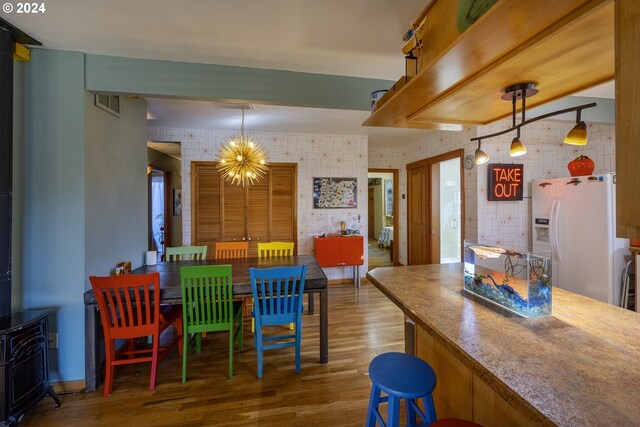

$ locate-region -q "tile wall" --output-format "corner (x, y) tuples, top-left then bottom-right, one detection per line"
(148, 127), (369, 280)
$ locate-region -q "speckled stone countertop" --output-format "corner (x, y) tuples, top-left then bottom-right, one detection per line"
(367, 263), (640, 427)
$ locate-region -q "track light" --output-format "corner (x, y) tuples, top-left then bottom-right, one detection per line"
(470, 82), (596, 155)
(564, 110), (588, 145)
(510, 130), (527, 157)
(474, 140), (489, 164)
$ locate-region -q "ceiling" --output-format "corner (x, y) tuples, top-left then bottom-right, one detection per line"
(7, 0), (429, 80)
(8, 1), (614, 158)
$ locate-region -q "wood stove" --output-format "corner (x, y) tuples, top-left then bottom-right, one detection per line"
(0, 311), (59, 426)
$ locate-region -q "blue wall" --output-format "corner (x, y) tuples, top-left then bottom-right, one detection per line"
(22, 49), (86, 381)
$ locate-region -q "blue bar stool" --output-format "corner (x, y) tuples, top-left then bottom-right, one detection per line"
(366, 352), (437, 427)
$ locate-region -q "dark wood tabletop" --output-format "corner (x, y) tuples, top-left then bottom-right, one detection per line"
(84, 255), (327, 304)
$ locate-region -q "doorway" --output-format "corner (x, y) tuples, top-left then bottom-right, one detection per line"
(407, 150), (464, 265)
(148, 166), (172, 260)
(367, 169), (399, 270)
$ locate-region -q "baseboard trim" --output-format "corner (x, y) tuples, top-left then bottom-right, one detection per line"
(52, 380), (86, 393)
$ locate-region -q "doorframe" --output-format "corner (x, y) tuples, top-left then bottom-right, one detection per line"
(147, 164), (173, 253)
(406, 149), (465, 264)
(368, 168), (400, 266)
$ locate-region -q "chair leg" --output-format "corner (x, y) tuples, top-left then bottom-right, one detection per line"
(388, 395), (401, 427)
(295, 318), (302, 374)
(176, 313), (184, 357)
(238, 313), (244, 350)
(182, 331), (189, 384)
(366, 384), (381, 427)
(406, 398), (416, 427)
(228, 327), (234, 379)
(104, 340), (116, 396)
(150, 332), (160, 391)
(255, 326), (263, 379)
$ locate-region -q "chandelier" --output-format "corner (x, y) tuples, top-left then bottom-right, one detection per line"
(216, 107), (267, 186)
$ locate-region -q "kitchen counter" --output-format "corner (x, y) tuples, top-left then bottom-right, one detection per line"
(367, 263), (640, 426)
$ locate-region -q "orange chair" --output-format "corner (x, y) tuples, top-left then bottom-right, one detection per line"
(214, 241), (252, 324)
(89, 273), (182, 396)
(215, 241), (249, 259)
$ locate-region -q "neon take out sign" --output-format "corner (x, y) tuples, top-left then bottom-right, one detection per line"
(487, 164), (523, 201)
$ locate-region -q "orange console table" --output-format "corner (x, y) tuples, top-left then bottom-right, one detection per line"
(314, 235), (364, 286)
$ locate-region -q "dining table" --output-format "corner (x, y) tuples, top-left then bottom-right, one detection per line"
(83, 254), (329, 392)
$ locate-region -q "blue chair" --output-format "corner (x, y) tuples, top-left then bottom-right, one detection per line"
(249, 265), (307, 378)
(366, 352), (437, 427)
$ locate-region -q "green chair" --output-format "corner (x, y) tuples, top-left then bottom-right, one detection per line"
(180, 265), (243, 382)
(166, 245), (208, 261)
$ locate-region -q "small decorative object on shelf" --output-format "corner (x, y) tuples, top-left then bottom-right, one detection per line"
(463, 241), (552, 318)
(568, 155), (595, 177)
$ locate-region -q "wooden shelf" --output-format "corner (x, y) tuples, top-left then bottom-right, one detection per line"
(363, 0), (614, 130)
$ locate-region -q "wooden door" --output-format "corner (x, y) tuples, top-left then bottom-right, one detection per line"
(407, 166), (429, 265)
(221, 180), (246, 242)
(192, 162), (297, 258)
(192, 164), (221, 251)
(270, 166), (296, 244)
(407, 150), (464, 265)
(430, 162), (441, 264)
(247, 175), (270, 256)
(368, 187), (375, 239)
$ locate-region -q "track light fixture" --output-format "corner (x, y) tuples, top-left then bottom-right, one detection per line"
(474, 140), (489, 164)
(564, 110), (588, 146)
(470, 83), (596, 162)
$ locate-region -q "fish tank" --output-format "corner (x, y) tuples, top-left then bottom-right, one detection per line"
(463, 241), (552, 318)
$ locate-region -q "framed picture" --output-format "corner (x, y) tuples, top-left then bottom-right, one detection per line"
(173, 189), (182, 216)
(384, 179), (393, 217)
(313, 177), (357, 208)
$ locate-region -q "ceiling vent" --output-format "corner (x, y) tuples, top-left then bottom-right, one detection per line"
(95, 93), (120, 117)
(213, 102), (254, 110)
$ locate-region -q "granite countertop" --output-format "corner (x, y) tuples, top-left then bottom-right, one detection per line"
(367, 263), (640, 427)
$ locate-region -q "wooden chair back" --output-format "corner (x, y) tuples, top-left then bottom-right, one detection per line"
(215, 242), (249, 260)
(89, 273), (161, 341)
(180, 265), (235, 330)
(166, 245), (208, 261)
(250, 265), (307, 326)
(257, 242), (294, 258)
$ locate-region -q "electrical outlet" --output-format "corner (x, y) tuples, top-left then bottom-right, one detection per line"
(48, 332), (58, 349)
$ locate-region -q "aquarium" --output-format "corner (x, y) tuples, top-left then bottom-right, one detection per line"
(463, 241), (552, 318)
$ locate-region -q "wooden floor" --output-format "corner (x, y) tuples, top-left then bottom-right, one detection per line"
(367, 238), (393, 270)
(25, 283), (404, 426)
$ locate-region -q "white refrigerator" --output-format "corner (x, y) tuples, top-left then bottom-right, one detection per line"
(531, 173), (629, 306)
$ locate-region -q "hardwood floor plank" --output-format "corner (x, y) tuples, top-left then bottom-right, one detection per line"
(24, 283), (404, 426)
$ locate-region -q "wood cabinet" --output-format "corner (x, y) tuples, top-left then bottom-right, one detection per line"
(414, 327), (537, 427)
(191, 162), (297, 258)
(363, 0), (614, 130)
(313, 236), (364, 267)
(616, 0), (640, 239)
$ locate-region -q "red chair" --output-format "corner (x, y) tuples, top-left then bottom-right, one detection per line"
(89, 273), (182, 396)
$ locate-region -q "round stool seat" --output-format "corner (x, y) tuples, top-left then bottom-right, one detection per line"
(428, 419), (482, 427)
(369, 352), (436, 399)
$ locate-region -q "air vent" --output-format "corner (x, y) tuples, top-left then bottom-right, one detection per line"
(213, 102), (254, 110)
(95, 93), (120, 117)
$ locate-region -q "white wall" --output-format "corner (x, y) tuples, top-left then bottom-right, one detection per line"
(369, 120), (616, 263)
(475, 119), (616, 250)
(148, 127), (368, 280)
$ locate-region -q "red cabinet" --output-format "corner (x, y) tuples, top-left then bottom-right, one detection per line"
(314, 236), (364, 267)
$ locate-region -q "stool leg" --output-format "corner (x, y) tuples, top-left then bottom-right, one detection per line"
(387, 395), (401, 427)
(421, 395), (437, 425)
(406, 398), (417, 427)
(366, 384), (381, 427)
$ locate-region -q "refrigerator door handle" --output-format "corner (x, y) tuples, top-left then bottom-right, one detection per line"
(553, 201), (562, 262)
